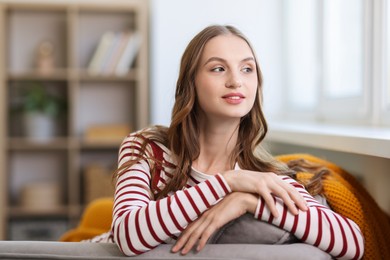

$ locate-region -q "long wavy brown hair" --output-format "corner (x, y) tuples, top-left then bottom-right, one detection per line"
(114, 25), (327, 199)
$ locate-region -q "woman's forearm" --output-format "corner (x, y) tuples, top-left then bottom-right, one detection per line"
(253, 176), (364, 260)
(112, 168), (231, 256)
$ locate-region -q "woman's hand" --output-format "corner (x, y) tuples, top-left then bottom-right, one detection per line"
(222, 170), (307, 218)
(172, 192), (258, 255)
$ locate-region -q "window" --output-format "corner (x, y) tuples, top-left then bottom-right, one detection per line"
(282, 0), (389, 126)
(323, 0), (363, 99)
(386, 0), (390, 114)
(284, 0), (318, 111)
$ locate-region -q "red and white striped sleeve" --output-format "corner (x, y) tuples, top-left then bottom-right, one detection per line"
(254, 176), (364, 260)
(111, 134), (231, 256)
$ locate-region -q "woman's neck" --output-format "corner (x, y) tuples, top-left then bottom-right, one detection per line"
(193, 118), (240, 175)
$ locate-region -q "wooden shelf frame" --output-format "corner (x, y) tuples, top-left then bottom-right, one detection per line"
(0, 3), (8, 242)
(0, 0), (149, 240)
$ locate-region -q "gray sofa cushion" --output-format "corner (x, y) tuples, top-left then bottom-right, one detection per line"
(0, 241), (331, 260)
(209, 194), (328, 245)
(209, 213), (298, 245)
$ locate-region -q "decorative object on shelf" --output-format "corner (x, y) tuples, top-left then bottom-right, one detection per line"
(13, 82), (67, 141)
(83, 164), (115, 204)
(36, 40), (55, 74)
(20, 182), (62, 211)
(84, 124), (131, 143)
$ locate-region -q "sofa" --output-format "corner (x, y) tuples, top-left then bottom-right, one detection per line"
(0, 190), (332, 260)
(1, 154), (390, 260)
(0, 241), (331, 260)
(0, 197), (330, 260)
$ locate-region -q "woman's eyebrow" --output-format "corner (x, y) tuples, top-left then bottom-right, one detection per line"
(203, 57), (226, 66)
(242, 57), (255, 62)
(203, 56), (255, 66)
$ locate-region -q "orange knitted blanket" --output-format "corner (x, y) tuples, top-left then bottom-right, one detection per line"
(277, 154), (390, 260)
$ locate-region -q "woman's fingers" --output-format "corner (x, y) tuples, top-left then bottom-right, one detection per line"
(261, 190), (279, 218)
(288, 187), (308, 211)
(172, 219), (202, 253)
(276, 182), (304, 214)
(181, 221), (214, 254)
(223, 171), (304, 213)
(181, 217), (214, 255)
(259, 176), (308, 217)
(277, 179), (308, 212)
(196, 224), (215, 251)
(273, 187), (298, 215)
(173, 193), (250, 255)
(173, 211), (215, 255)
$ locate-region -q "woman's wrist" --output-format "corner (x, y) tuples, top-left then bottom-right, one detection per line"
(230, 192), (258, 215)
(243, 193), (258, 214)
(221, 170), (236, 191)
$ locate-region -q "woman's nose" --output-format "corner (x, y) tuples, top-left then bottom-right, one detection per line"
(225, 75), (242, 89)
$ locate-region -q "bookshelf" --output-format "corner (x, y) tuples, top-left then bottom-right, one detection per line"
(0, 0), (149, 240)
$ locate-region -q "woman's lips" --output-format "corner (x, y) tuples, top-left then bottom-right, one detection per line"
(222, 93), (245, 104)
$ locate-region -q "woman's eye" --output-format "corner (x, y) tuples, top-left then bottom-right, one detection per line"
(211, 67), (224, 72)
(242, 67), (253, 73)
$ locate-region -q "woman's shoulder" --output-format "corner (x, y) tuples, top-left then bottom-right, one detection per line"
(121, 125), (170, 151)
(119, 126), (176, 165)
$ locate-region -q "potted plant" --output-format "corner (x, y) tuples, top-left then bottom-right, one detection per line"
(15, 82), (67, 141)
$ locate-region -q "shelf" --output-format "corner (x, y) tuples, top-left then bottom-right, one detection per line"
(78, 69), (137, 82)
(0, 0), (149, 241)
(9, 206), (69, 218)
(6, 69), (68, 81)
(8, 137), (70, 150)
(5, 138), (119, 151)
(80, 139), (122, 149)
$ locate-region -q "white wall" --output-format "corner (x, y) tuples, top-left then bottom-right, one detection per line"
(150, 0), (283, 125)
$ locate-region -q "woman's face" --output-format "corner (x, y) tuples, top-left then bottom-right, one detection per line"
(194, 34), (258, 123)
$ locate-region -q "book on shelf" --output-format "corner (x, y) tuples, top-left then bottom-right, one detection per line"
(87, 31), (141, 76)
(87, 31), (115, 75)
(104, 31), (131, 74)
(99, 31), (124, 74)
(114, 31), (142, 76)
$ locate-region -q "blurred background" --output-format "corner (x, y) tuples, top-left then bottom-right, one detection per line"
(0, 0), (389, 241)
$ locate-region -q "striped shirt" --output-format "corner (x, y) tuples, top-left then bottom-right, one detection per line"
(111, 132), (364, 259)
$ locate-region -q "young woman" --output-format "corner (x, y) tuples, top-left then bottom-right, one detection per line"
(110, 25), (364, 259)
